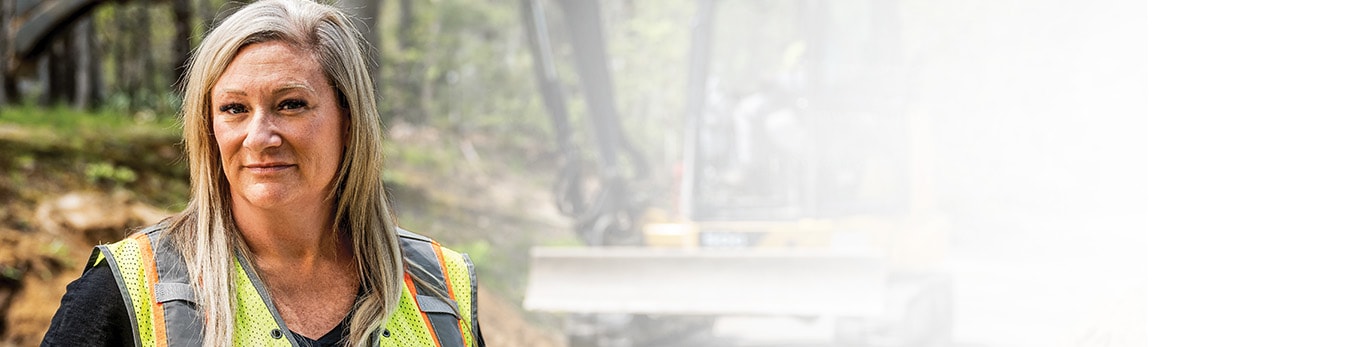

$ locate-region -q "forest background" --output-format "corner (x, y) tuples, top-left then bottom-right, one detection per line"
(2, 0), (1149, 346)
(0, 0), (699, 345)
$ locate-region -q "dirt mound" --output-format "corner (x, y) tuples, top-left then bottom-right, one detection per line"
(0, 192), (165, 346)
(0, 228), (78, 347)
(479, 285), (563, 347)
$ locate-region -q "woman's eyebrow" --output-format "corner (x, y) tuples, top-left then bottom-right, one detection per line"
(275, 82), (315, 95)
(214, 82), (315, 97)
(217, 88), (248, 96)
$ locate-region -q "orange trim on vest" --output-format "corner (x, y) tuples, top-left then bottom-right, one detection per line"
(454, 310), (468, 346)
(434, 243), (472, 342)
(134, 233), (169, 347)
(404, 274), (442, 347)
(431, 243), (459, 305)
(429, 242), (469, 346)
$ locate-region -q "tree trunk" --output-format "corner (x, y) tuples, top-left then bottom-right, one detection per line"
(40, 17), (97, 108)
(43, 37), (65, 106)
(173, 0), (193, 92)
(135, 0), (153, 107)
(87, 13), (104, 108)
(73, 17), (94, 109)
(398, 0), (415, 120)
(335, 0), (381, 85)
(0, 0), (10, 104)
(114, 4), (132, 104)
(399, 0), (413, 49)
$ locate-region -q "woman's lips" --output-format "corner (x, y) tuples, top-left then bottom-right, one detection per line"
(243, 163), (295, 173)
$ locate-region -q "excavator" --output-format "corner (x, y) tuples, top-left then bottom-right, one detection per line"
(517, 0), (952, 345)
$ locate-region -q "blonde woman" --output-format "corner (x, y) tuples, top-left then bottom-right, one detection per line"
(42, 1), (483, 346)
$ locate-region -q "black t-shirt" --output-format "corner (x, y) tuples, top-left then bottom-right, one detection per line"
(41, 262), (134, 347)
(41, 262), (351, 347)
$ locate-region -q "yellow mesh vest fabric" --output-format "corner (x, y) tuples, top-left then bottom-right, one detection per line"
(380, 276), (439, 347)
(104, 234), (160, 347)
(233, 259), (293, 347)
(101, 233), (474, 346)
(439, 247), (477, 346)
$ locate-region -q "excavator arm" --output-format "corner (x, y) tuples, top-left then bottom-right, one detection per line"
(519, 0), (651, 247)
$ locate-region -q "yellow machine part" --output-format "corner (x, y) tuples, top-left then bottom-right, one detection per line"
(522, 246), (888, 316)
(642, 214), (947, 271)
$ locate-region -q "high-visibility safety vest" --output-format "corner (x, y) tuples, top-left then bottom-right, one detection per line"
(88, 225), (483, 347)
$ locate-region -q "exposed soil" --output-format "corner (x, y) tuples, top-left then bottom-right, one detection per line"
(478, 283), (564, 347)
(0, 192), (163, 346)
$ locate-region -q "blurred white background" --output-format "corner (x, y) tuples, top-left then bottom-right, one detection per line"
(1151, 0), (1366, 346)
(899, 0), (1142, 345)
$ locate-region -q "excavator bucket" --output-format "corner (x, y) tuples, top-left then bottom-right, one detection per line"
(523, 247), (889, 316)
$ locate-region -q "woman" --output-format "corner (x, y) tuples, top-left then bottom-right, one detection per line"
(41, 1), (483, 346)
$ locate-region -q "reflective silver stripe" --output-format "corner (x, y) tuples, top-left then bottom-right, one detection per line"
(94, 245), (143, 347)
(154, 283), (195, 304)
(398, 230), (449, 296)
(146, 227), (204, 347)
(396, 228), (433, 242)
(416, 295), (459, 316)
(145, 227), (201, 346)
(397, 229), (469, 347)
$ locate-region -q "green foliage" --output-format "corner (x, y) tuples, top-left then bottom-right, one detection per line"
(91, 2), (187, 116)
(85, 162), (139, 186)
(0, 103), (178, 134)
(460, 240), (493, 270)
(0, 266), (21, 281)
(376, 0), (547, 139)
(0, 106), (188, 211)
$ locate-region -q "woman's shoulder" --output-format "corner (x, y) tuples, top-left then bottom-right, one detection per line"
(98, 222), (173, 249)
(394, 227), (436, 243)
(394, 228), (468, 255)
(42, 261), (135, 346)
(89, 223), (177, 268)
(393, 228), (475, 271)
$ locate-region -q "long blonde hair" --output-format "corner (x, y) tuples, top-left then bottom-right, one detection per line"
(169, 0), (400, 345)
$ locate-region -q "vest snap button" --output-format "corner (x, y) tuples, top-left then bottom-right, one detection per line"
(270, 329), (283, 339)
(382, 329), (391, 337)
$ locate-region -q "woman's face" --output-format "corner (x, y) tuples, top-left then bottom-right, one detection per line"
(211, 41), (348, 211)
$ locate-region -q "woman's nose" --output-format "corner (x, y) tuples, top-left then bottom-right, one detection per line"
(243, 111), (283, 151)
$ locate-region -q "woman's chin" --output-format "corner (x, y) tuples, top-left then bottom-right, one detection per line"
(235, 186), (310, 211)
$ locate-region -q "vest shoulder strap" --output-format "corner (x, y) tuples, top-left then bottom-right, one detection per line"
(90, 224), (201, 347)
(395, 228), (483, 347)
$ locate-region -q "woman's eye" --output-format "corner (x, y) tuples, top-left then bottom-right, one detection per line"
(280, 99), (308, 110)
(218, 104), (247, 114)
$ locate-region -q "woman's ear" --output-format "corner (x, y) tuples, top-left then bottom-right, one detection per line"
(343, 114), (351, 149)
(335, 86), (352, 148)
(334, 86), (350, 109)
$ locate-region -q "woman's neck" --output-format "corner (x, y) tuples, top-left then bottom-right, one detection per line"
(231, 198), (361, 339)
(231, 196), (346, 265)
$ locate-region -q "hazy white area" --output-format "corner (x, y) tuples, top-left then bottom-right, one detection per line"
(1147, 0), (1366, 345)
(522, 0), (1144, 345)
(905, 0), (1144, 345)
(706, 0), (1145, 345)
